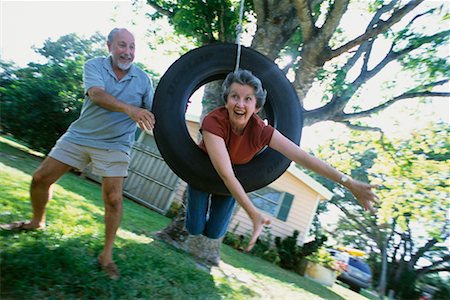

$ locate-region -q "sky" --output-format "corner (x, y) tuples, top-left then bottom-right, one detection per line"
(1, 1), (163, 67)
(1, 0), (449, 150)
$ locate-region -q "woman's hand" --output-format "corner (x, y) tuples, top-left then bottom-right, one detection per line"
(345, 179), (379, 214)
(245, 213), (271, 252)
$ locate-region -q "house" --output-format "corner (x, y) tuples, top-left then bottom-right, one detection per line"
(84, 114), (333, 245)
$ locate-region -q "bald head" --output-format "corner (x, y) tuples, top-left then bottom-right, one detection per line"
(107, 28), (134, 44)
(107, 28), (135, 71)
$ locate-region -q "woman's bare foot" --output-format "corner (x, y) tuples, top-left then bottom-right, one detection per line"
(245, 213), (270, 252)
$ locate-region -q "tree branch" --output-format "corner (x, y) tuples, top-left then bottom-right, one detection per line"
(343, 89), (450, 120)
(320, 0), (349, 43)
(310, 27), (449, 120)
(410, 224), (450, 267)
(416, 255), (450, 278)
(334, 27), (450, 112)
(293, 0), (315, 42)
(338, 121), (382, 133)
(339, 0), (396, 74)
(366, 29), (450, 82)
(146, 1), (174, 18)
(333, 201), (375, 237)
(328, 0), (424, 60)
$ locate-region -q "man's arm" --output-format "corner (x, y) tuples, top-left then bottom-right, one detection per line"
(88, 87), (155, 131)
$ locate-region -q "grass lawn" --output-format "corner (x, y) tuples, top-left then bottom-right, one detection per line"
(0, 135), (378, 299)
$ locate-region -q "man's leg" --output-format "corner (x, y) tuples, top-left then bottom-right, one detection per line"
(26, 157), (72, 229)
(98, 177), (124, 270)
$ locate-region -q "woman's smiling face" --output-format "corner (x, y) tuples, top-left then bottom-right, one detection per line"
(225, 83), (260, 134)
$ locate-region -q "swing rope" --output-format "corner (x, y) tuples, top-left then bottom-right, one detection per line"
(234, 0), (246, 72)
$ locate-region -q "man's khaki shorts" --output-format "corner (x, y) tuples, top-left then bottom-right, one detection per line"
(48, 139), (130, 177)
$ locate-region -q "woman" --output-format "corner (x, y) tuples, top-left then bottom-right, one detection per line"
(186, 69), (378, 251)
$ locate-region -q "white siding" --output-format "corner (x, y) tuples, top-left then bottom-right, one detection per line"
(228, 171), (324, 245)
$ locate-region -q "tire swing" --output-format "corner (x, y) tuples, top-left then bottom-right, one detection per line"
(152, 43), (303, 195)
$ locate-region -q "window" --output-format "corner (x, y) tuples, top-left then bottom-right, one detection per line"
(249, 187), (294, 221)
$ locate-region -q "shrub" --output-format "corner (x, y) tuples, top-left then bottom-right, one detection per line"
(274, 231), (327, 274)
(223, 222), (246, 249)
(305, 248), (339, 272)
(249, 227), (279, 264)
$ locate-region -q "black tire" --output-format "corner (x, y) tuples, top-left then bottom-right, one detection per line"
(153, 43), (303, 195)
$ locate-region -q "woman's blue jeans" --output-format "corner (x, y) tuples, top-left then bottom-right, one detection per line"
(186, 185), (236, 239)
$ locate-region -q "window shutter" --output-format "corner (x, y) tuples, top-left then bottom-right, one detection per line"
(277, 192), (294, 221)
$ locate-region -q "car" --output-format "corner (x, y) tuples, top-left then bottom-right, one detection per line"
(328, 249), (372, 293)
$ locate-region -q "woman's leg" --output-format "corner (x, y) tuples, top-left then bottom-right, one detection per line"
(185, 185), (211, 235)
(204, 194), (236, 239)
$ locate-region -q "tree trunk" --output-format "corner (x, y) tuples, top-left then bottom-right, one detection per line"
(201, 80), (223, 119)
(378, 239), (388, 299)
(155, 189), (223, 266)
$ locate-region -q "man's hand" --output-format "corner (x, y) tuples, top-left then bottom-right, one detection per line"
(88, 87), (155, 131)
(128, 106), (155, 131)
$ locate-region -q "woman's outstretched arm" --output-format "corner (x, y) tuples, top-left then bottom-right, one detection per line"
(269, 130), (379, 213)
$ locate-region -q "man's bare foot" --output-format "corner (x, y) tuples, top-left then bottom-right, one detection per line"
(245, 213), (270, 252)
(0, 221), (45, 231)
(97, 254), (120, 280)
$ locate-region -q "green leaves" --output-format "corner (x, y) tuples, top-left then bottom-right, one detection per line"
(0, 33), (107, 153)
(311, 122), (449, 296)
(147, 0), (247, 45)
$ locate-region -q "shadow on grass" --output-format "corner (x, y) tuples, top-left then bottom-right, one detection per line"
(0, 230), (222, 299)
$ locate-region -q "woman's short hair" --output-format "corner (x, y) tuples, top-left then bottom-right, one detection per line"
(221, 69), (267, 109)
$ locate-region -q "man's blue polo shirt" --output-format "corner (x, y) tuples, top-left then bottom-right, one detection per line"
(61, 56), (154, 154)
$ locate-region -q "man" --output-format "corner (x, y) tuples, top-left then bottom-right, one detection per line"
(1, 28), (155, 280)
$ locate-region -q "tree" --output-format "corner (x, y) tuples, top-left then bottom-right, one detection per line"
(1, 33), (108, 153)
(309, 122), (449, 298)
(143, 0), (449, 269)
(146, 0), (449, 126)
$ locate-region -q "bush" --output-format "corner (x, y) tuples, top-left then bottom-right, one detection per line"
(223, 225), (279, 264)
(1, 62), (84, 154)
(305, 248), (338, 271)
(223, 222), (246, 249)
(249, 227), (279, 264)
(223, 227), (329, 275)
(0, 33), (107, 154)
(275, 231), (328, 274)
(165, 201), (182, 219)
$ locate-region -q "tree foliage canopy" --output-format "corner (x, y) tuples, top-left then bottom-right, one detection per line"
(145, 0), (449, 129)
(308, 122), (449, 298)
